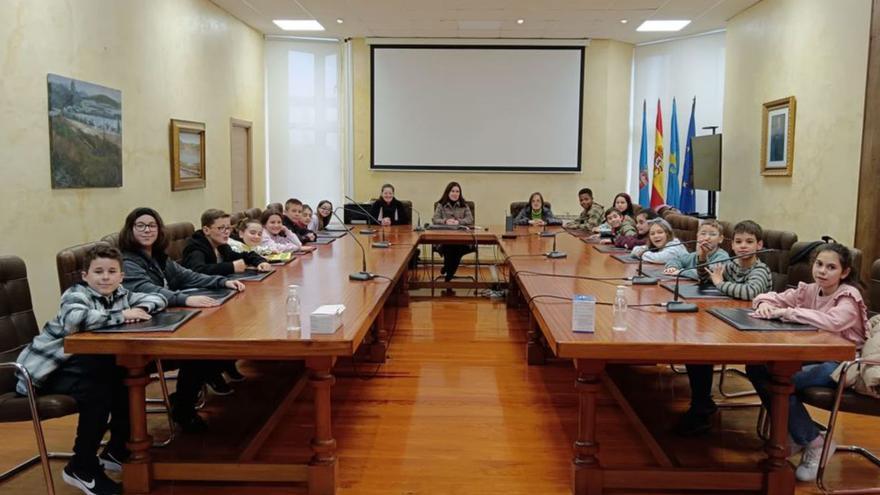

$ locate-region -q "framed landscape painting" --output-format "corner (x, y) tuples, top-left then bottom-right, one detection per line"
(170, 119), (206, 190)
(761, 96), (796, 177)
(47, 74), (122, 188)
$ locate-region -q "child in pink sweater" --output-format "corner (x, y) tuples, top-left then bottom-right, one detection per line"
(746, 243), (869, 483)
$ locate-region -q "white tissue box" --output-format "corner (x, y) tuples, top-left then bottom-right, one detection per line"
(310, 304), (345, 334)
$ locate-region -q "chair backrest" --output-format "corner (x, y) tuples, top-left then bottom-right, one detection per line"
(56, 240), (112, 293)
(665, 214), (700, 252)
(165, 222), (195, 262)
(434, 201), (476, 222)
(870, 259), (880, 314)
(101, 232), (119, 248)
(509, 201), (552, 217)
(0, 256), (41, 392)
(787, 241), (863, 289)
(229, 211), (245, 231)
(719, 220), (734, 253)
(398, 199), (414, 225)
(759, 229), (798, 292)
(244, 207), (262, 220)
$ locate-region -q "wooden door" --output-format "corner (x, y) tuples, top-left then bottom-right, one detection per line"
(230, 119), (252, 212)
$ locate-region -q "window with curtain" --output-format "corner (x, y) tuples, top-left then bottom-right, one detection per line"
(266, 39), (343, 212)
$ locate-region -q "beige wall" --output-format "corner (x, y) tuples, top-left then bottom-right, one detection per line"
(351, 38), (634, 224)
(0, 0), (265, 322)
(721, 0), (871, 242)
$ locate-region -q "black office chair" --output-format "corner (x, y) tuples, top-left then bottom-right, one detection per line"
(0, 255), (76, 494)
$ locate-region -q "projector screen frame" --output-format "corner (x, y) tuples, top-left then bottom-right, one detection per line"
(370, 44), (585, 173)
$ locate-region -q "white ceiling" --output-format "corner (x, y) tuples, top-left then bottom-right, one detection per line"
(211, 0), (761, 44)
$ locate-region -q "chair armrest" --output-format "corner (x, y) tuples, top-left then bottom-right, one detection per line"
(0, 361), (37, 397)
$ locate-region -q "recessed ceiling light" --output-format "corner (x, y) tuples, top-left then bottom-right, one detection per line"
(636, 20), (691, 32)
(516, 19), (524, 24)
(620, 19), (628, 24)
(336, 18), (344, 24)
(272, 19), (325, 31)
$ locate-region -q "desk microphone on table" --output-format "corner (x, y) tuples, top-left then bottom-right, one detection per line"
(331, 209), (374, 281)
(344, 195), (390, 248)
(631, 240), (699, 286)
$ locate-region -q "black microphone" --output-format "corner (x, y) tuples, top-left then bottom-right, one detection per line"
(410, 205), (424, 232)
(343, 195), (389, 247)
(330, 209), (374, 281)
(666, 248), (777, 313)
(540, 231), (566, 259)
(632, 239), (699, 285)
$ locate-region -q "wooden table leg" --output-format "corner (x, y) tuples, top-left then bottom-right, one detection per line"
(762, 361), (800, 495)
(506, 270), (521, 308)
(307, 357), (338, 495)
(118, 355), (153, 494)
(369, 309), (388, 363)
(395, 264), (410, 307)
(526, 312), (547, 366)
(573, 359), (606, 495)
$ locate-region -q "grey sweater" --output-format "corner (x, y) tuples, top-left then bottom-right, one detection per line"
(16, 283), (166, 393)
(698, 258), (773, 300)
(122, 250), (228, 307)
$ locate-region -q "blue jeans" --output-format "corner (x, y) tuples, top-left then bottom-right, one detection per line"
(745, 361), (838, 446)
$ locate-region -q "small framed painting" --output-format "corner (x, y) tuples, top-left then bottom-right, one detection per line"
(760, 96), (796, 177)
(170, 119), (206, 190)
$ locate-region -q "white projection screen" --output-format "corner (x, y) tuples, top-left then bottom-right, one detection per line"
(371, 45), (584, 172)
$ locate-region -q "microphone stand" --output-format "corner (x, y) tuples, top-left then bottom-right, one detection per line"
(331, 210), (374, 281)
(344, 195), (389, 248)
(666, 248), (776, 313)
(632, 239), (699, 285)
(411, 205), (425, 232)
(545, 233), (567, 259)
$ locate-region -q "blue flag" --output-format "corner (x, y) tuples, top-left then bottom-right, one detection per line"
(666, 99), (681, 209)
(637, 100), (650, 208)
(679, 98), (697, 213)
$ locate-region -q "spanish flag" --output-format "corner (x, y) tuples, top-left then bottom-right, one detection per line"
(650, 100), (665, 208)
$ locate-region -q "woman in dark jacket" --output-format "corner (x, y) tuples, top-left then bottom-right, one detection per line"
(118, 207), (244, 432)
(432, 181), (475, 283)
(369, 183), (410, 226)
(513, 192), (562, 226)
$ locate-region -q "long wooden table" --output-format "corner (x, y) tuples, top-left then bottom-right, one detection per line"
(65, 226), (422, 494)
(64, 224), (856, 495)
(501, 226), (856, 495)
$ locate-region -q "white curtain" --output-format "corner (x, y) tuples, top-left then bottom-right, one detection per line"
(629, 31), (726, 215)
(265, 38), (345, 212)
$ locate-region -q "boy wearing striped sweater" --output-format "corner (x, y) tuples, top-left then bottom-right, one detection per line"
(16, 246), (166, 495)
(675, 220), (772, 436)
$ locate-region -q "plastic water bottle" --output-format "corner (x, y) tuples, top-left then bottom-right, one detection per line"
(612, 285), (627, 331)
(286, 285), (302, 333)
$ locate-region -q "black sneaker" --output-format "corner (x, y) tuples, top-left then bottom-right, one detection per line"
(673, 408), (716, 437)
(206, 377), (234, 396)
(98, 449), (129, 473)
(62, 464), (121, 495)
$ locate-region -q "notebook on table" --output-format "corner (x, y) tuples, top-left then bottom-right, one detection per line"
(611, 253), (641, 264)
(708, 308), (817, 332)
(593, 245), (628, 253)
(311, 237), (336, 245)
(660, 283), (731, 299)
(92, 309), (200, 333)
(180, 288), (237, 305)
(227, 270), (274, 282)
(426, 224), (466, 231)
(641, 267), (687, 281)
(316, 230), (346, 238)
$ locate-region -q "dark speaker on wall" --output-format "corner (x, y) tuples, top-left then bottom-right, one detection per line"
(692, 134), (722, 191)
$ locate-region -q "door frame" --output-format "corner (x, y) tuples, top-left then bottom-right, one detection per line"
(230, 118), (253, 210)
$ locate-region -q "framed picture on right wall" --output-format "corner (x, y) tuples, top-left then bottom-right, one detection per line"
(761, 96), (796, 176)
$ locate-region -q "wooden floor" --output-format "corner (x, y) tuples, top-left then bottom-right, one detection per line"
(2, 294), (878, 494)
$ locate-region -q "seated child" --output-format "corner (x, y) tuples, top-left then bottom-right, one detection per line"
(596, 208), (636, 245)
(16, 246), (166, 495)
(282, 198), (317, 242)
(746, 243), (868, 482)
(614, 208), (657, 249)
(631, 218), (688, 264)
(261, 210), (315, 254)
(663, 219), (729, 280)
(182, 208), (272, 275)
(564, 187), (605, 231)
(302, 204), (319, 231)
(674, 220), (773, 437)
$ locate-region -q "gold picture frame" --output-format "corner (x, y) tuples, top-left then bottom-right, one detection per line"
(760, 96), (796, 177)
(170, 119), (206, 190)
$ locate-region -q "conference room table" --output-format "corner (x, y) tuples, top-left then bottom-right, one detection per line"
(63, 224), (856, 495)
(500, 227), (856, 495)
